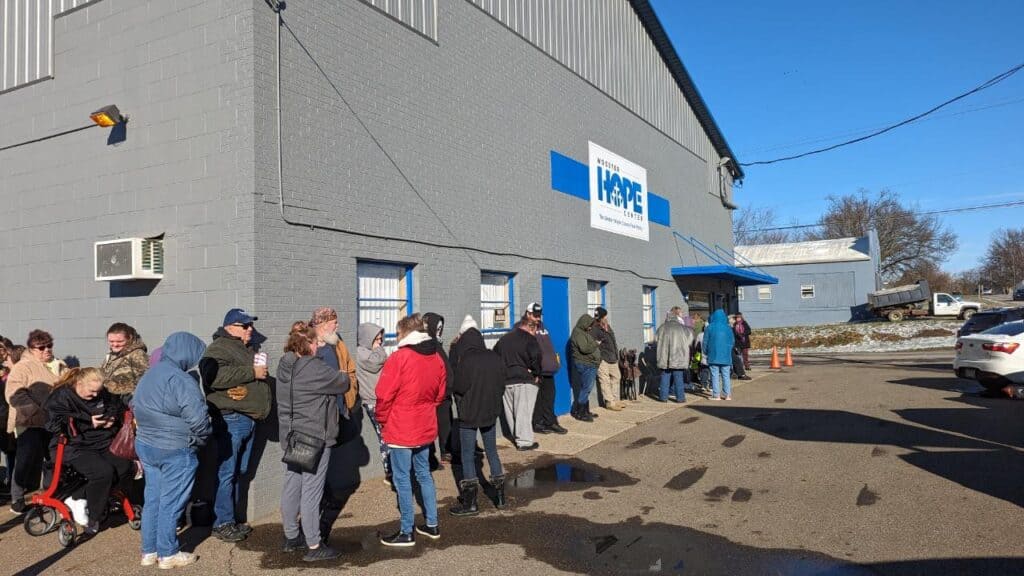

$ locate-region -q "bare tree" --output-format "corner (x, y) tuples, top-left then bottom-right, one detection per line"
(981, 228), (1024, 292)
(950, 268), (983, 295)
(732, 206), (794, 245)
(803, 189), (957, 281)
(892, 260), (953, 292)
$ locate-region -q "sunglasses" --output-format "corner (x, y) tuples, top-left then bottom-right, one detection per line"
(33, 344), (54, 351)
(232, 323), (254, 330)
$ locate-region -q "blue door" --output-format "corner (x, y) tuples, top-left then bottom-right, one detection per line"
(542, 276), (572, 415)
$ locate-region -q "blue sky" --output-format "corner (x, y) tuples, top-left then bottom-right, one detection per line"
(651, 0), (1024, 272)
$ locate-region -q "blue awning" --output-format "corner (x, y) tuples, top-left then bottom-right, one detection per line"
(671, 265), (779, 286)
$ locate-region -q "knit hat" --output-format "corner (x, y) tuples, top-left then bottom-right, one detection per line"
(459, 315), (478, 335)
(310, 306), (338, 326)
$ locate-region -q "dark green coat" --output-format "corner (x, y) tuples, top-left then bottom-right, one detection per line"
(202, 328), (272, 420)
(570, 314), (601, 366)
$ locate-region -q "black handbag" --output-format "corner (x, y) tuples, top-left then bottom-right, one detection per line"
(281, 363), (326, 473)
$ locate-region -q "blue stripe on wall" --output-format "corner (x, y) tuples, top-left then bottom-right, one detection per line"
(648, 193), (670, 227)
(549, 149), (670, 227)
(550, 151), (590, 200)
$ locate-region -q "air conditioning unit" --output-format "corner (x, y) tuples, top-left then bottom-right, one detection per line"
(94, 238), (164, 281)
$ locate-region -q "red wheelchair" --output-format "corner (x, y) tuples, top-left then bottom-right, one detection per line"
(22, 434), (141, 548)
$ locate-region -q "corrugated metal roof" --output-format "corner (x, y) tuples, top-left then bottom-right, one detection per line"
(627, 0), (744, 180)
(735, 237), (871, 267)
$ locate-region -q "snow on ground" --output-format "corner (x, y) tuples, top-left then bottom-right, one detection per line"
(749, 318), (961, 355)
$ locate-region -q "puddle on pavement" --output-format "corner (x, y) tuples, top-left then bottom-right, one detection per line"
(856, 485), (879, 506)
(757, 452), (772, 458)
(774, 398), (787, 403)
(513, 462), (605, 485)
(627, 436), (657, 449)
(704, 486), (733, 501)
(583, 491), (602, 500)
(664, 466), (707, 491)
(732, 488), (753, 502)
(722, 434), (746, 448)
(680, 416), (700, 424)
(871, 447), (888, 457)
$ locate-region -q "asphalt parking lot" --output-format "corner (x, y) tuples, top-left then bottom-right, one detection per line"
(2, 350), (1022, 575)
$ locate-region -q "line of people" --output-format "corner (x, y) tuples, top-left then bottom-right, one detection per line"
(0, 299), (733, 569)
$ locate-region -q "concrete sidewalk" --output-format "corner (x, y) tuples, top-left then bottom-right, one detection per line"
(504, 369), (773, 456)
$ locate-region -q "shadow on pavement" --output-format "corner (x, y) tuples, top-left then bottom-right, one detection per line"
(688, 406), (992, 451)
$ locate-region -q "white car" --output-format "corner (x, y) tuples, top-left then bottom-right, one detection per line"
(954, 320), (1024, 390)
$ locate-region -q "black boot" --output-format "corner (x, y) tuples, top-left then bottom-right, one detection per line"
(571, 403), (593, 422)
(584, 401), (599, 418)
(449, 479), (479, 517)
(492, 475), (507, 510)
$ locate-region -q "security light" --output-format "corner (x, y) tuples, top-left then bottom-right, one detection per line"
(89, 105), (125, 128)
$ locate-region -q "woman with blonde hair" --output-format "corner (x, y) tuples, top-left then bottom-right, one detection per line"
(44, 367), (133, 534)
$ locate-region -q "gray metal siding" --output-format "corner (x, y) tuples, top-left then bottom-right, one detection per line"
(358, 0), (437, 40)
(740, 260), (877, 328)
(0, 0), (105, 93)
(467, 0), (718, 181)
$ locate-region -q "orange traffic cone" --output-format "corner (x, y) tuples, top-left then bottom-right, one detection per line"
(784, 346), (794, 367)
(769, 346), (782, 370)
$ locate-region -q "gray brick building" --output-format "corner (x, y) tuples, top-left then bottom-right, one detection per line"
(1, 0), (766, 519)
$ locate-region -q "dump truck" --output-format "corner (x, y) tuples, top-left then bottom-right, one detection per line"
(868, 280), (981, 322)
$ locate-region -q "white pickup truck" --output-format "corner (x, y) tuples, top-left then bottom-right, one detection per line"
(867, 281), (982, 322)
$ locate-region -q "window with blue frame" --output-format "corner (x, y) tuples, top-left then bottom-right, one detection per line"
(357, 260), (414, 349)
(481, 271), (515, 348)
(642, 286), (657, 343)
(587, 280), (607, 316)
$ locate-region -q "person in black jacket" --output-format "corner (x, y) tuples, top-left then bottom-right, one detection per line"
(526, 303), (567, 435)
(493, 315), (543, 451)
(449, 327), (506, 516)
(423, 313), (456, 465)
(44, 367), (133, 534)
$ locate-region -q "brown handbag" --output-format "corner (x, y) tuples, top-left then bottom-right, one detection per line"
(108, 409), (137, 460)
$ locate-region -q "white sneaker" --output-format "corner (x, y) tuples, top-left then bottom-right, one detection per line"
(63, 497), (89, 525)
(141, 553), (158, 567)
(158, 552), (197, 569)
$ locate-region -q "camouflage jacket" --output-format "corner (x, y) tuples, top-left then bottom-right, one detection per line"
(100, 340), (150, 396)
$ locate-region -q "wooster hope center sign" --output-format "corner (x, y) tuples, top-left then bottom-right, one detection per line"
(589, 142), (649, 241)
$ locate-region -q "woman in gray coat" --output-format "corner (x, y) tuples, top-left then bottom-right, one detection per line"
(276, 323), (349, 562)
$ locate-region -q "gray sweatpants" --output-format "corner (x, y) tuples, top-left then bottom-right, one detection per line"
(280, 448), (331, 548)
(503, 383), (539, 448)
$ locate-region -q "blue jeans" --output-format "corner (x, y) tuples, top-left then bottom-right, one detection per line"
(710, 364), (732, 398)
(660, 369), (686, 402)
(459, 425), (502, 482)
(573, 363), (598, 405)
(388, 445), (437, 534)
(136, 441), (198, 558)
(213, 412), (255, 527)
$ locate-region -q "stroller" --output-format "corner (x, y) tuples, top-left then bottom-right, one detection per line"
(689, 342), (711, 395)
(23, 433), (141, 548)
(618, 348), (640, 401)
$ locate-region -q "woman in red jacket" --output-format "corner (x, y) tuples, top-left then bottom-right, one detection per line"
(374, 314), (447, 547)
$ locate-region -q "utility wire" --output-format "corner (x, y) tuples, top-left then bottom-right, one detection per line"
(270, 6), (674, 282)
(740, 62), (1024, 167)
(744, 199), (1024, 233)
(0, 124), (97, 153)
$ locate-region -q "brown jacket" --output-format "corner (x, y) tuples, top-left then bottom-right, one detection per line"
(5, 355), (61, 433)
(335, 339), (358, 410)
(99, 340), (149, 396)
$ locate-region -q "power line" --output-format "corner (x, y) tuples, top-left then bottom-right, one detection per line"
(739, 93), (1024, 156)
(740, 62), (1024, 167)
(744, 199), (1024, 232)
